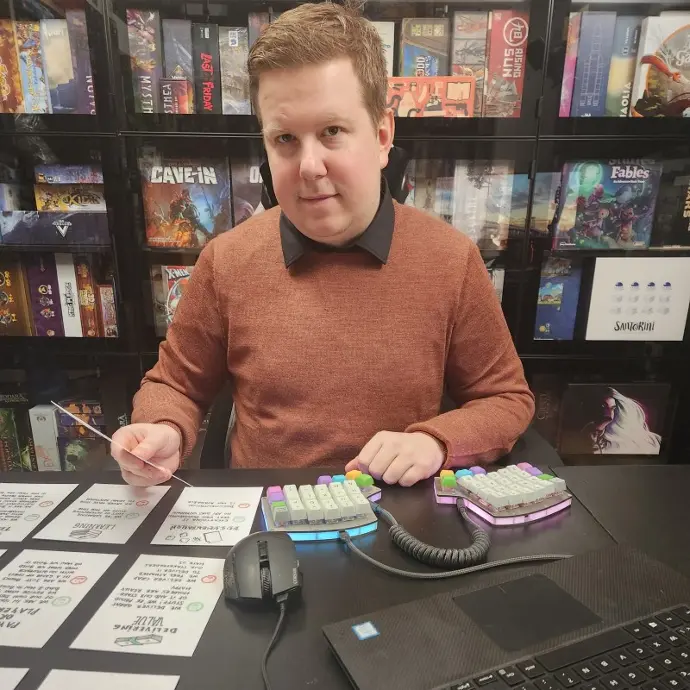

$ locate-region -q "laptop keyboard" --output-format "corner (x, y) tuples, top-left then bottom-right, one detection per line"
(441, 606), (690, 690)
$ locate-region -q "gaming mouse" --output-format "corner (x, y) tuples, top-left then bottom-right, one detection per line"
(224, 531), (302, 605)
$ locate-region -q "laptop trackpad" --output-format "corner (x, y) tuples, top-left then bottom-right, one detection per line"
(454, 574), (602, 652)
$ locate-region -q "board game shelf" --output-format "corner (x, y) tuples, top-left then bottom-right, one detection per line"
(1, 0), (690, 470)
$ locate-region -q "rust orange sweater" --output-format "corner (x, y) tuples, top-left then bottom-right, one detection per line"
(132, 202), (535, 468)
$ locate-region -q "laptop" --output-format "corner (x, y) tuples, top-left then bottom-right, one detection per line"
(323, 546), (690, 690)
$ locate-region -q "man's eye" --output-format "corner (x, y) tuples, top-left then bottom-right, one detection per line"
(324, 126), (341, 137)
(276, 134), (294, 144)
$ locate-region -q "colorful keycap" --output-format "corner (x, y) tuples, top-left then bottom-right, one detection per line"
(331, 474), (346, 483)
(455, 469), (473, 478)
(346, 470), (362, 480)
(316, 475), (332, 485)
(517, 462), (532, 470)
(470, 466), (487, 475)
(537, 474), (554, 481)
(355, 473), (374, 488)
(268, 491), (285, 504)
(441, 475), (457, 489)
(439, 469), (455, 478)
(267, 486), (283, 497)
(527, 467), (542, 476)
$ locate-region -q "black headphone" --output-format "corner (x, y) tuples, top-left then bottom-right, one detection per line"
(258, 145), (411, 209)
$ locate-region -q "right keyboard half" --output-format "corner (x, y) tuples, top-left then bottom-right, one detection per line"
(439, 605), (690, 690)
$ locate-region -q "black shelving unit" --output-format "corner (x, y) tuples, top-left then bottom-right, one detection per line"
(0, 0), (689, 465)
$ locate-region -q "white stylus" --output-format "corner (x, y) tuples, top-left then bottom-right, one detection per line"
(51, 401), (193, 488)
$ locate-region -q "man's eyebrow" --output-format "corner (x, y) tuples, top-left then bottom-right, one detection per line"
(262, 115), (354, 137)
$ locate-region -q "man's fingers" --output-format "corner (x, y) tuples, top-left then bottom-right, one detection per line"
(367, 444), (399, 481)
(399, 466), (426, 487)
(381, 455), (414, 485)
(352, 434), (384, 473)
(344, 458), (359, 472)
(120, 468), (157, 487)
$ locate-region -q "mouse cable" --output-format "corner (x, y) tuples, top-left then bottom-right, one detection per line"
(262, 593), (289, 690)
(339, 500), (572, 580)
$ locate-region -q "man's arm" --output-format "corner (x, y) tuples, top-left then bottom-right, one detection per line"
(406, 243), (535, 467)
(131, 241), (229, 459)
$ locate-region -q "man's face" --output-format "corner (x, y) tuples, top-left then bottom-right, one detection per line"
(258, 58), (394, 245)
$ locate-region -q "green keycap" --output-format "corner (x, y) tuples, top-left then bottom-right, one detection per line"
(537, 474), (554, 481)
(271, 500), (287, 510)
(355, 473), (374, 487)
(441, 475), (457, 490)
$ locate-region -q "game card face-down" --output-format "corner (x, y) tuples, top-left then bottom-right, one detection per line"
(0, 483), (78, 541)
(0, 549), (117, 648)
(71, 554), (224, 657)
(34, 483), (169, 544)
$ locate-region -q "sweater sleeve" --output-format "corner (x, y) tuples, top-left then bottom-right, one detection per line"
(405, 242), (535, 467)
(131, 240), (229, 459)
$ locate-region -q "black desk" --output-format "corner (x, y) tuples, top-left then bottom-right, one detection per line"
(554, 465), (690, 578)
(0, 469), (612, 690)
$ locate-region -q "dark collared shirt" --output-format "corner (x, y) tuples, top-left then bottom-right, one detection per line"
(279, 180), (394, 268)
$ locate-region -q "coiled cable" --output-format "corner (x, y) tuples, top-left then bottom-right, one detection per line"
(339, 499), (572, 580)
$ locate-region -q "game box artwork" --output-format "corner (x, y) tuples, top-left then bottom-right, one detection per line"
(631, 16), (690, 117)
(553, 159), (662, 250)
(558, 382), (670, 456)
(386, 76), (476, 117)
(534, 254), (583, 340)
(140, 157), (232, 248)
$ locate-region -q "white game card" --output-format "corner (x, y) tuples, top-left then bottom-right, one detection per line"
(0, 549), (117, 648)
(34, 483), (169, 544)
(151, 486), (262, 546)
(71, 554), (224, 656)
(0, 668), (29, 689)
(0, 484), (78, 541)
(38, 670), (180, 690)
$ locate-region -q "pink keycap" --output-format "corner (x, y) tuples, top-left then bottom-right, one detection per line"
(517, 462), (532, 470)
(267, 486), (283, 496)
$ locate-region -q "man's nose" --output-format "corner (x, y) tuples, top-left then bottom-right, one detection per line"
(299, 143), (327, 180)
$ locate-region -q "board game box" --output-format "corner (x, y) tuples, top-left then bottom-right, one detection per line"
(140, 157), (232, 247)
(34, 184), (106, 211)
(553, 159), (663, 250)
(386, 76), (475, 117)
(160, 79), (191, 114)
(451, 12), (488, 117)
(35, 164), (104, 185)
(0, 20), (24, 113)
(0, 255), (32, 336)
(24, 252), (65, 337)
(192, 23), (221, 114)
(534, 254), (583, 340)
(219, 27), (250, 114)
(0, 211), (110, 245)
(162, 18), (194, 112)
(126, 9), (162, 113)
(150, 264), (194, 335)
(558, 382), (670, 455)
(484, 10), (529, 117)
(15, 21), (50, 113)
(231, 147), (263, 225)
(399, 18), (450, 77)
(66, 9), (96, 115)
(41, 19), (77, 114)
(631, 14), (690, 117)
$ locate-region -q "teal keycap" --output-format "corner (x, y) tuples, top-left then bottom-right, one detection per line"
(455, 469), (473, 478)
(331, 474), (346, 483)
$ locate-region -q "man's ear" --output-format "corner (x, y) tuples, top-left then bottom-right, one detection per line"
(377, 109), (395, 170)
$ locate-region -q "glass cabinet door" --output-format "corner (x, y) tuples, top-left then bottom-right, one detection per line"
(110, 0), (548, 136)
(542, 0), (690, 136)
(0, 0), (114, 132)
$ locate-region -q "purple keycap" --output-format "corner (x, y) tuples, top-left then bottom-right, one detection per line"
(267, 486), (283, 497)
(470, 466), (487, 475)
(528, 467), (542, 476)
(317, 475), (332, 485)
(517, 462), (532, 470)
(268, 491), (285, 504)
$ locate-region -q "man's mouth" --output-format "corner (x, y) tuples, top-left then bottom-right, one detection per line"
(300, 194), (336, 203)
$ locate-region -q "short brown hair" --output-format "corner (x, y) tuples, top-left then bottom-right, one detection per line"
(248, 1), (387, 128)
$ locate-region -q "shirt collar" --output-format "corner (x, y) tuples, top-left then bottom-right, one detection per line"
(280, 179), (394, 268)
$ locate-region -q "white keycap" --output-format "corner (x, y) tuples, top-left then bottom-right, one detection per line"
(343, 481), (372, 517)
(298, 485), (324, 523)
(283, 484), (299, 499)
(314, 484), (341, 521)
(286, 496), (307, 522)
(328, 483), (356, 519)
(548, 477), (567, 493)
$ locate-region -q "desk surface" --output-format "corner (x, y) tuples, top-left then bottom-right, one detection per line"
(0, 469), (612, 690)
(555, 464), (690, 577)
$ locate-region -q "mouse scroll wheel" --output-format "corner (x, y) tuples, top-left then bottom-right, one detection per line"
(260, 566), (272, 599)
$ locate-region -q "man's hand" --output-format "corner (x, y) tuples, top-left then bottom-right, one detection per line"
(345, 431), (446, 487)
(111, 423), (181, 487)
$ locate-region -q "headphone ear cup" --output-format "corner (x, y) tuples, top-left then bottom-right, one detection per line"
(260, 567), (272, 599)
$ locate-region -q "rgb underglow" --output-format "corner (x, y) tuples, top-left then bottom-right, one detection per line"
(463, 498), (572, 525)
(261, 502), (378, 542)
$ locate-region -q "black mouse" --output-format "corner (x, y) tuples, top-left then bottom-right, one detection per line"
(224, 531), (302, 605)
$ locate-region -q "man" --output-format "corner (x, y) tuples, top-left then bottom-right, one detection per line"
(111, 1), (535, 487)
